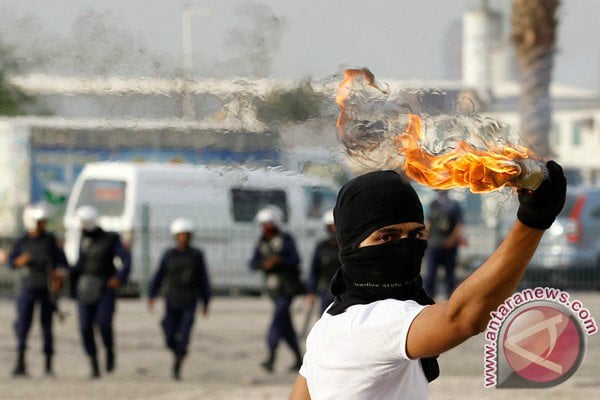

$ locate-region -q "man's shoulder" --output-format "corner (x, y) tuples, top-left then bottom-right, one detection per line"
(162, 247), (178, 257)
(42, 231), (58, 240)
(190, 247), (205, 258)
(345, 299), (428, 327)
(94, 229), (120, 242)
(315, 238), (334, 249)
(163, 247), (204, 259)
(362, 298), (426, 312)
(106, 231), (121, 240)
(450, 199), (462, 210)
(280, 232), (299, 248)
(309, 300), (429, 366)
(14, 234), (29, 245)
(281, 231), (296, 241)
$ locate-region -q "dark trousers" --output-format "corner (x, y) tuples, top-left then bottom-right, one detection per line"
(14, 287), (54, 355)
(268, 295), (300, 353)
(161, 301), (196, 357)
(78, 290), (116, 357)
(425, 247), (458, 298)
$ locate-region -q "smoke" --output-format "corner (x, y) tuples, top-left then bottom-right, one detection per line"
(0, 7), (175, 78)
(217, 1), (287, 78)
(0, 1), (289, 80)
(58, 10), (174, 77)
(336, 71), (529, 174)
(0, 10), (59, 73)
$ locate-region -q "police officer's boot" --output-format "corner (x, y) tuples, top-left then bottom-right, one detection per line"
(45, 354), (53, 376)
(261, 348), (276, 373)
(12, 351), (27, 377)
(106, 348), (115, 373)
(172, 355), (184, 381)
(90, 356), (101, 379)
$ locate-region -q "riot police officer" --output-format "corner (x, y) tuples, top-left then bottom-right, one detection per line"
(9, 203), (68, 376)
(424, 190), (465, 299)
(71, 205), (131, 378)
(306, 209), (340, 315)
(249, 205), (304, 373)
(147, 218), (211, 380)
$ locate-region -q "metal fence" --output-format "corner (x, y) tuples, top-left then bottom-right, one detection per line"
(126, 202), (329, 296)
(1, 194), (600, 298)
(129, 197), (600, 294)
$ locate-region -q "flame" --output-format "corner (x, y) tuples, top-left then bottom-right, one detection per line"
(336, 68), (387, 136)
(336, 68), (536, 193)
(395, 114), (533, 193)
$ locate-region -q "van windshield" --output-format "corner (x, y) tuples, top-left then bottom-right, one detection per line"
(75, 179), (127, 216)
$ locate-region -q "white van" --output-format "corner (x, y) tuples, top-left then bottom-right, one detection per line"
(63, 162), (340, 294)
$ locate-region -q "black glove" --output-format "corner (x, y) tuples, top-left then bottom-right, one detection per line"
(517, 160), (567, 230)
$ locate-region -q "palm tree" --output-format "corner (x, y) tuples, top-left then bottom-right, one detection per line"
(511, 0), (560, 158)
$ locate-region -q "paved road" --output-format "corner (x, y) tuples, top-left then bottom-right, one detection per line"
(0, 292), (598, 399)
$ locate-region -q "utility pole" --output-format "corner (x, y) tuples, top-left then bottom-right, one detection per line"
(181, 4), (211, 119)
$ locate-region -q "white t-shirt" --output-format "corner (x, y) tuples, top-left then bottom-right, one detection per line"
(299, 299), (429, 400)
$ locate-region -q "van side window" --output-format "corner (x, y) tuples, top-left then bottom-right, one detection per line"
(304, 187), (337, 219)
(76, 179), (127, 216)
(230, 189), (288, 222)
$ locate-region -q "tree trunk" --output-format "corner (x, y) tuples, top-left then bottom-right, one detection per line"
(511, 0), (559, 158)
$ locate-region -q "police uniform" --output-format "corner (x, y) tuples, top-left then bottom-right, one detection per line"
(307, 237), (340, 315)
(148, 246), (211, 363)
(424, 193), (464, 298)
(249, 230), (303, 372)
(9, 231), (68, 375)
(72, 226), (131, 377)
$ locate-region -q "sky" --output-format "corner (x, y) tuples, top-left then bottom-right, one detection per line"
(1, 0), (599, 90)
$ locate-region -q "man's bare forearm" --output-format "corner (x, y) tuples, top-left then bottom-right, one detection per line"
(446, 220), (544, 332)
(290, 375), (311, 400)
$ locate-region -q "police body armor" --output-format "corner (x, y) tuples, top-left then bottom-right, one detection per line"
(164, 249), (201, 306)
(77, 230), (118, 305)
(18, 233), (56, 290)
(428, 200), (457, 248)
(259, 234), (303, 298)
(316, 240), (340, 293)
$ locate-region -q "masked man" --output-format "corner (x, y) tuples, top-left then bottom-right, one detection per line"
(249, 205), (304, 373)
(291, 163), (566, 399)
(148, 218), (212, 380)
(71, 205), (131, 378)
(9, 203), (69, 376)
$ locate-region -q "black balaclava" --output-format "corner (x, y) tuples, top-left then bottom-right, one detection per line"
(327, 170), (439, 382)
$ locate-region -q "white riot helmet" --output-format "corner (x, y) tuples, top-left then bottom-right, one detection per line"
(170, 218), (195, 235)
(23, 203), (52, 232)
(321, 209), (335, 226)
(75, 205), (99, 231)
(255, 205), (284, 227)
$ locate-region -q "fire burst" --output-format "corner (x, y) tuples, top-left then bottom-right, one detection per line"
(336, 68), (537, 193)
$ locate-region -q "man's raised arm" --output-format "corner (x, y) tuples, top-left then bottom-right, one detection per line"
(407, 161), (567, 359)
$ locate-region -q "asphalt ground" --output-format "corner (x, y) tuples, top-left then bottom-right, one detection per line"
(0, 292), (598, 399)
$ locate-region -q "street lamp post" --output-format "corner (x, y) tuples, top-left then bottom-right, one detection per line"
(181, 4), (211, 119)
